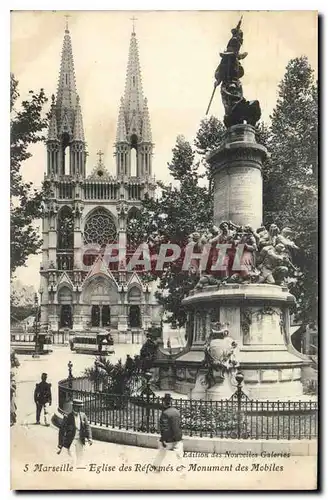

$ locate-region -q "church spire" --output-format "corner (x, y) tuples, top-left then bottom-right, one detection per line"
(73, 95), (85, 142)
(142, 97), (152, 143)
(115, 26), (154, 178)
(123, 28), (144, 128)
(116, 97), (127, 142)
(48, 94), (58, 141)
(46, 21), (86, 179)
(56, 22), (77, 115)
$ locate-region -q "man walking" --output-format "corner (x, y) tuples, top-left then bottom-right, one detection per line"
(34, 372), (52, 426)
(153, 393), (183, 470)
(57, 399), (92, 467)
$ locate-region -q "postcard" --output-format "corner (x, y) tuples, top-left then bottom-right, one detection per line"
(10, 10), (318, 490)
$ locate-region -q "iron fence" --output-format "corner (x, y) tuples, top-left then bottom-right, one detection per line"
(58, 375), (318, 441)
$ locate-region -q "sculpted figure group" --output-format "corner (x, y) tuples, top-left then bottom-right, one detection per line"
(191, 221), (299, 288)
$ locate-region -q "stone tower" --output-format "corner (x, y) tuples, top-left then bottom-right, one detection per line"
(40, 23), (158, 344)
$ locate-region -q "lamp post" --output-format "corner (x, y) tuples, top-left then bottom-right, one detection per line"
(235, 371), (244, 439)
(32, 293), (40, 359)
(68, 360), (73, 389)
(144, 371), (152, 432)
(94, 360), (100, 392)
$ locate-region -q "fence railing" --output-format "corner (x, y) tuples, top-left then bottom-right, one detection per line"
(58, 374), (318, 441)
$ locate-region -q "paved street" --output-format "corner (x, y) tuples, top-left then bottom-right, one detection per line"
(11, 345), (164, 489)
(11, 345), (317, 490)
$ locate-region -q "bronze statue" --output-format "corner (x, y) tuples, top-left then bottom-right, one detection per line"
(257, 243), (297, 285)
(237, 225), (258, 276)
(188, 220), (299, 286)
(206, 18), (261, 128)
(256, 226), (270, 250)
(276, 227), (299, 256)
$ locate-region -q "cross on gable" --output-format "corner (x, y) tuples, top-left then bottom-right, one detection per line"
(97, 150), (104, 165)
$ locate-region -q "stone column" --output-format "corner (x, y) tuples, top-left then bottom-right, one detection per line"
(117, 287), (128, 333)
(207, 124), (267, 230)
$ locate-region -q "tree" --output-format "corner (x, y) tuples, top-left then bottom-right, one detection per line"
(194, 116), (226, 195)
(10, 74), (49, 276)
(127, 135), (213, 325)
(84, 354), (147, 396)
(194, 115), (226, 156)
(127, 58), (318, 327)
(261, 57), (318, 324)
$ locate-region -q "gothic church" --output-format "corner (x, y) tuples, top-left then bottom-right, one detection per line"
(39, 23), (159, 343)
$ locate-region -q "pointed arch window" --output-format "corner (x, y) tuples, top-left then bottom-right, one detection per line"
(65, 74), (68, 85)
(126, 206), (142, 250)
(133, 76), (136, 86)
(130, 148), (137, 177)
(130, 134), (138, 177)
(57, 206), (74, 270)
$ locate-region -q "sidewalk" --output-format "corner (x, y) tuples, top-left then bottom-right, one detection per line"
(11, 346), (317, 490)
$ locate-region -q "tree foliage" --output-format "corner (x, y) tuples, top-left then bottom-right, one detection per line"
(128, 57), (318, 327)
(10, 74), (48, 276)
(127, 135), (213, 325)
(261, 57), (318, 323)
(84, 353), (152, 396)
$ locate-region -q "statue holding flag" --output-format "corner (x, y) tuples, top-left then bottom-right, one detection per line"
(206, 17), (261, 128)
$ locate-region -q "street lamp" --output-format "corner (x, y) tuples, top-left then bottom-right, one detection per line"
(94, 360), (100, 392)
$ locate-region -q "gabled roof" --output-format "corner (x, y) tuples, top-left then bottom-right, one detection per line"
(127, 272), (143, 289)
(86, 162), (113, 181)
(57, 272), (74, 289)
(84, 256), (118, 288)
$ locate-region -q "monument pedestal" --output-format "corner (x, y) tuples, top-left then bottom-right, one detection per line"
(207, 124), (267, 230)
(178, 283), (310, 400)
(206, 376), (236, 400)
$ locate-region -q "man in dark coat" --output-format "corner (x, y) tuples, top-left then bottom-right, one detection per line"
(34, 372), (52, 426)
(58, 399), (92, 466)
(153, 393), (183, 469)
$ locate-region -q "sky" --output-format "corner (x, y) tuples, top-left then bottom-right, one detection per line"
(10, 10), (318, 287)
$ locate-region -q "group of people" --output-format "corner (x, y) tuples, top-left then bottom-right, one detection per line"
(33, 372), (184, 470)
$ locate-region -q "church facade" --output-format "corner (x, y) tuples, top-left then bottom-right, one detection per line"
(39, 24), (160, 343)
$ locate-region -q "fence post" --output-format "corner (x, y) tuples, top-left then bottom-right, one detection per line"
(235, 371), (244, 439)
(68, 361), (73, 390)
(145, 371), (152, 432)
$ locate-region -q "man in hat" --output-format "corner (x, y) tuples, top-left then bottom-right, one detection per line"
(153, 393), (183, 470)
(57, 398), (92, 467)
(34, 373), (52, 426)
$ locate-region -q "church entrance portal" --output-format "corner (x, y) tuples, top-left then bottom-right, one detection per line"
(91, 304), (111, 327)
(60, 305), (72, 329)
(129, 305), (141, 328)
(102, 305), (111, 327)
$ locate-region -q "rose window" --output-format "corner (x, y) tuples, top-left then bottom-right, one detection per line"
(83, 209), (117, 246)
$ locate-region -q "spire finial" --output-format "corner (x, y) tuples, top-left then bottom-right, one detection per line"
(97, 150), (104, 166)
(130, 16), (138, 34)
(65, 14), (71, 33)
